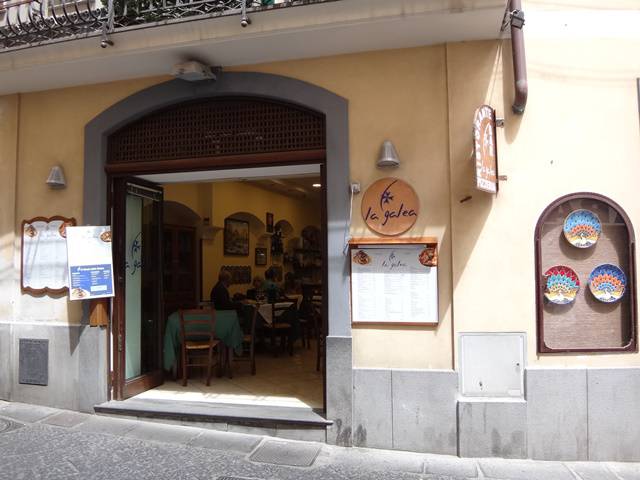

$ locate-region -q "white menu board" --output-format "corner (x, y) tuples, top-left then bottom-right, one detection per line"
(66, 226), (114, 301)
(22, 217), (75, 293)
(351, 244), (438, 324)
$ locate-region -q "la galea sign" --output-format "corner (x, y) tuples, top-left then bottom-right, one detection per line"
(361, 177), (419, 236)
(473, 104), (498, 194)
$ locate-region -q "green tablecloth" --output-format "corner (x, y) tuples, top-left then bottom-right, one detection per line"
(163, 310), (244, 371)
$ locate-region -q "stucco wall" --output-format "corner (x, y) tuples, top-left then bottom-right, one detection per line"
(0, 95), (18, 324)
(2, 21), (640, 371)
(229, 46), (455, 370)
(5, 77), (166, 327)
(164, 181), (321, 299)
(447, 33), (640, 367)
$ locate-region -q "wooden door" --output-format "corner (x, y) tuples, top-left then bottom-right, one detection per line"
(163, 224), (198, 316)
(112, 177), (164, 399)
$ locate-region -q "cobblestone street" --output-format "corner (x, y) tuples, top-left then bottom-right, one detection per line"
(1, 402), (639, 480)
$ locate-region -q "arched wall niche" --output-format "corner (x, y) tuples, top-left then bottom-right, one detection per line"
(535, 192), (637, 353)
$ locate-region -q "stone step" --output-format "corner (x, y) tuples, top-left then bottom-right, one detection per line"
(94, 398), (331, 442)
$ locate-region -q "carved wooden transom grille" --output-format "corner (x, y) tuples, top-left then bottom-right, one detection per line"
(107, 97), (326, 164)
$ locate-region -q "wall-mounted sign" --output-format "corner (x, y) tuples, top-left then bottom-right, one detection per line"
(351, 242), (438, 325)
(361, 177), (419, 236)
(473, 104), (498, 193)
(66, 226), (114, 301)
(21, 216), (76, 295)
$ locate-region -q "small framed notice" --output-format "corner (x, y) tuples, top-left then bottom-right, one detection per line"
(66, 226), (114, 301)
(350, 238), (439, 325)
(21, 216), (76, 295)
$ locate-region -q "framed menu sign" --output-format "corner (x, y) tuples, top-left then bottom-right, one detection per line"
(21, 216), (76, 295)
(350, 238), (438, 325)
(66, 226), (114, 301)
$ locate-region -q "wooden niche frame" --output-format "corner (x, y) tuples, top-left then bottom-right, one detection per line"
(535, 192), (637, 354)
(21, 215), (77, 296)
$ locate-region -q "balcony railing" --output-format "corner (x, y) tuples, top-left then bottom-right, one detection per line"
(0, 0), (334, 51)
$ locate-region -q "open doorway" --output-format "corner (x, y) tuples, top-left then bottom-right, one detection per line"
(109, 164), (326, 413)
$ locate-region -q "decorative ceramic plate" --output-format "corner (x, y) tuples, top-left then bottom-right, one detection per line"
(563, 209), (601, 248)
(544, 265), (580, 305)
(589, 264), (626, 303)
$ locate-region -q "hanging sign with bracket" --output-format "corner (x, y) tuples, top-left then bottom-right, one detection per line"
(473, 104), (499, 193)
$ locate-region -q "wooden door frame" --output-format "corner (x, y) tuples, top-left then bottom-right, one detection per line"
(110, 175), (165, 400)
(107, 157), (328, 409)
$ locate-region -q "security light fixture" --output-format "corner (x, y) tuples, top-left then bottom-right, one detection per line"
(240, 0), (251, 27)
(171, 61), (216, 81)
(510, 9), (525, 29)
(501, 8), (525, 31)
(377, 140), (400, 168)
(46, 165), (66, 189)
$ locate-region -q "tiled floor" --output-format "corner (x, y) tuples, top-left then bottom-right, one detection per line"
(135, 340), (323, 409)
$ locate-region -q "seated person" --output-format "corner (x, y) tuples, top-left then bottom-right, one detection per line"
(263, 267), (282, 303)
(246, 276), (264, 301)
(283, 272), (301, 296)
(209, 269), (239, 310)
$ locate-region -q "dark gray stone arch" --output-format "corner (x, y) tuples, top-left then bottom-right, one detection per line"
(82, 72), (353, 445)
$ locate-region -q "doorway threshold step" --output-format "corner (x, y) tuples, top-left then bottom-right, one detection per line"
(94, 398), (332, 428)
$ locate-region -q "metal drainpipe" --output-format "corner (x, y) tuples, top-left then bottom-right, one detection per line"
(510, 0), (528, 114)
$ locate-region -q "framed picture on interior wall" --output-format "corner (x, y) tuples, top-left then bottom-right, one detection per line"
(266, 212), (274, 233)
(255, 247), (268, 266)
(224, 218), (249, 256)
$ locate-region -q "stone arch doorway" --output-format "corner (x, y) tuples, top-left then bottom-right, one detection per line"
(82, 72), (352, 445)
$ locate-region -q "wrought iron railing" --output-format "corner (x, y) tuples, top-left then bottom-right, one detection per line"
(0, 0), (335, 51)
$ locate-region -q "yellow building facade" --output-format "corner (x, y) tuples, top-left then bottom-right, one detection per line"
(1, 0), (639, 461)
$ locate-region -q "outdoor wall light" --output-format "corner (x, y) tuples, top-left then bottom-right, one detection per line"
(171, 61), (216, 81)
(502, 8), (525, 31)
(46, 165), (66, 189)
(510, 9), (525, 29)
(377, 140), (401, 168)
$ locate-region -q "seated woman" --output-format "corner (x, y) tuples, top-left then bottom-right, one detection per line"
(246, 276), (264, 301)
(210, 269), (240, 311)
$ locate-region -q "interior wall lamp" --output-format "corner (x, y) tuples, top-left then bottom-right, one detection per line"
(377, 140), (401, 168)
(46, 165), (66, 189)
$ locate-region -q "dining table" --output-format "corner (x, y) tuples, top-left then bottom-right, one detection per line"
(242, 299), (301, 344)
(163, 309), (244, 372)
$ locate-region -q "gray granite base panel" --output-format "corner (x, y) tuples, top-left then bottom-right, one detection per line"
(588, 368), (640, 461)
(458, 400), (527, 459)
(0, 323), (12, 400)
(9, 324), (81, 411)
(352, 368), (392, 449)
(391, 369), (457, 454)
(526, 368), (587, 461)
(325, 335), (352, 447)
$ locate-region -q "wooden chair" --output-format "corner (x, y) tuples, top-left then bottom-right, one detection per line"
(236, 304), (258, 375)
(179, 308), (220, 386)
(297, 297), (315, 349)
(265, 301), (296, 357)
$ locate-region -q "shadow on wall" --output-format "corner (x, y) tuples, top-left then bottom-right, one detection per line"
(449, 39), (523, 297)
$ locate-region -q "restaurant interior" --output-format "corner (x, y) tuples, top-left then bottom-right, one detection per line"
(131, 168), (325, 411)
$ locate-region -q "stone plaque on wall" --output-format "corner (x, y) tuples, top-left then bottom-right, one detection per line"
(18, 339), (49, 386)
